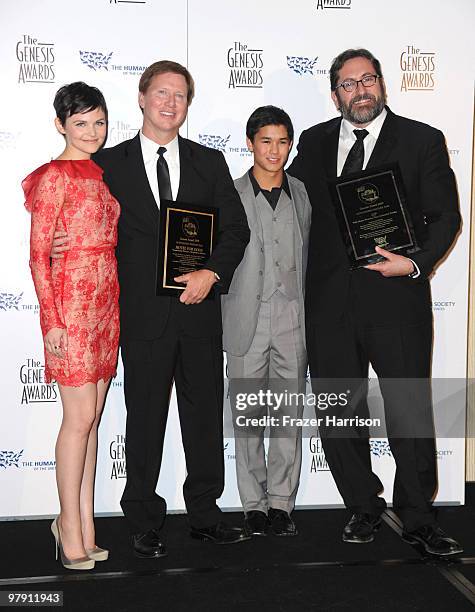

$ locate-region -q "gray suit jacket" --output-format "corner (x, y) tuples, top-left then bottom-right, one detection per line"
(222, 171), (311, 357)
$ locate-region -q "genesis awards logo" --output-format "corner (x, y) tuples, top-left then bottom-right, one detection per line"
(309, 437), (330, 472)
(16, 34), (55, 84)
(400, 46), (435, 92)
(108, 120), (139, 146)
(227, 41), (263, 89)
(20, 358), (58, 405)
(110, 434), (126, 479)
(316, 0), (351, 10)
(199, 134), (231, 153)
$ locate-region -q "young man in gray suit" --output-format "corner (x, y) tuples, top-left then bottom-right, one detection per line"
(222, 107), (311, 537)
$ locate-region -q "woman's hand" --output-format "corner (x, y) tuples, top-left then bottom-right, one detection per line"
(44, 327), (68, 358)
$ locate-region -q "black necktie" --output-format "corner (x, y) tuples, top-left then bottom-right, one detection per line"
(341, 129), (369, 176)
(156, 146), (172, 202)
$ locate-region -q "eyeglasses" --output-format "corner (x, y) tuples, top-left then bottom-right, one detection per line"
(336, 74), (381, 93)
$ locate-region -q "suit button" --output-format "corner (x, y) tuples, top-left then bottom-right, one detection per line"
(259, 270), (263, 276)
(257, 295), (261, 300)
(275, 239), (279, 244)
(275, 262), (279, 266)
(260, 247), (264, 253)
(273, 217), (277, 222)
(277, 282), (282, 287)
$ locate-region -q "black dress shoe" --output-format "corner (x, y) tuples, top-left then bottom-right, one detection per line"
(244, 511), (269, 536)
(133, 529), (168, 559)
(342, 513), (381, 543)
(402, 524), (463, 556)
(190, 521), (251, 544)
(268, 508), (297, 536)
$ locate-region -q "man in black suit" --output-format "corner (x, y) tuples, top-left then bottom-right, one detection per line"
(55, 61), (250, 554)
(288, 48), (462, 555)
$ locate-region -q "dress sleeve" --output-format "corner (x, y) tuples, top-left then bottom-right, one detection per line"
(24, 165), (66, 335)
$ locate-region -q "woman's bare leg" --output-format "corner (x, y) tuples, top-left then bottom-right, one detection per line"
(80, 378), (110, 550)
(56, 383), (97, 559)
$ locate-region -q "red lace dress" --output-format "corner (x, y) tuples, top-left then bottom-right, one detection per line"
(22, 159), (120, 386)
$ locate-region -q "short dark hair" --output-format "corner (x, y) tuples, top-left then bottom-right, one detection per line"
(54, 81), (107, 125)
(246, 105), (294, 143)
(139, 60), (195, 104)
(329, 48), (383, 91)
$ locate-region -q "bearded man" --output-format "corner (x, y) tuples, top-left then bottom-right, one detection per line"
(288, 48), (462, 556)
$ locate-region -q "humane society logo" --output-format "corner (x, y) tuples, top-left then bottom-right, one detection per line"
(79, 50), (147, 77)
(0, 450), (55, 471)
(198, 134), (252, 159)
(199, 134), (231, 153)
(369, 440), (392, 457)
(0, 290), (41, 314)
(286, 55), (328, 77)
(287, 56), (318, 76)
(0, 450), (24, 469)
(79, 51), (113, 71)
(0, 291), (23, 311)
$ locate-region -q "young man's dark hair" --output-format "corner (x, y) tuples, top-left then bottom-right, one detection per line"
(329, 48), (383, 91)
(54, 81), (108, 126)
(246, 105), (294, 143)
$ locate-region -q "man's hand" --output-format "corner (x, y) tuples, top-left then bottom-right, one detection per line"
(365, 246), (414, 277)
(51, 230), (70, 259)
(174, 269), (217, 304)
(44, 327), (68, 358)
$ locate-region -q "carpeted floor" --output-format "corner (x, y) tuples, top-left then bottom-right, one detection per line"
(1, 485), (474, 611)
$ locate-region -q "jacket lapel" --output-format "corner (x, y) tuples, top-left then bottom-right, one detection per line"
(235, 173), (263, 243)
(124, 133), (159, 225)
(176, 136), (193, 202)
(367, 107), (398, 168)
(324, 118), (341, 179)
(288, 177), (303, 247)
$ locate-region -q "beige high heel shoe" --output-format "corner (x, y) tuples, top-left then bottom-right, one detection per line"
(86, 546), (109, 562)
(51, 518), (95, 571)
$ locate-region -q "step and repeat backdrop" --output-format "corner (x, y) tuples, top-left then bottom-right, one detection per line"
(0, 0), (473, 518)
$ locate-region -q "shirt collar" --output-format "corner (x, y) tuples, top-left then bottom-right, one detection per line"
(341, 106), (387, 141)
(248, 168), (291, 198)
(139, 130), (179, 163)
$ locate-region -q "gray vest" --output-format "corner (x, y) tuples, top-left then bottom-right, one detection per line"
(256, 189), (298, 302)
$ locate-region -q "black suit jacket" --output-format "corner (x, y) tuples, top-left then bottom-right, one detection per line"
(288, 107), (461, 326)
(94, 133), (250, 340)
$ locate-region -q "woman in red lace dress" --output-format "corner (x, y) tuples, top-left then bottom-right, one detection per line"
(22, 82), (120, 570)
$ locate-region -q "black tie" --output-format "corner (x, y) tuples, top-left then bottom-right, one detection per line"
(341, 129), (368, 176)
(156, 146), (172, 202)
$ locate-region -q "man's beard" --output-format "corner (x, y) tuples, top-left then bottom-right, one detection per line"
(338, 91), (386, 125)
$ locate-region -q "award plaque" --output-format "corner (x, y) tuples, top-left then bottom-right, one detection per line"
(156, 200), (218, 296)
(329, 164), (418, 269)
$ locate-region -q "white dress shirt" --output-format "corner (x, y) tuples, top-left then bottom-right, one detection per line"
(337, 108), (419, 277)
(337, 107), (387, 177)
(139, 131), (180, 206)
